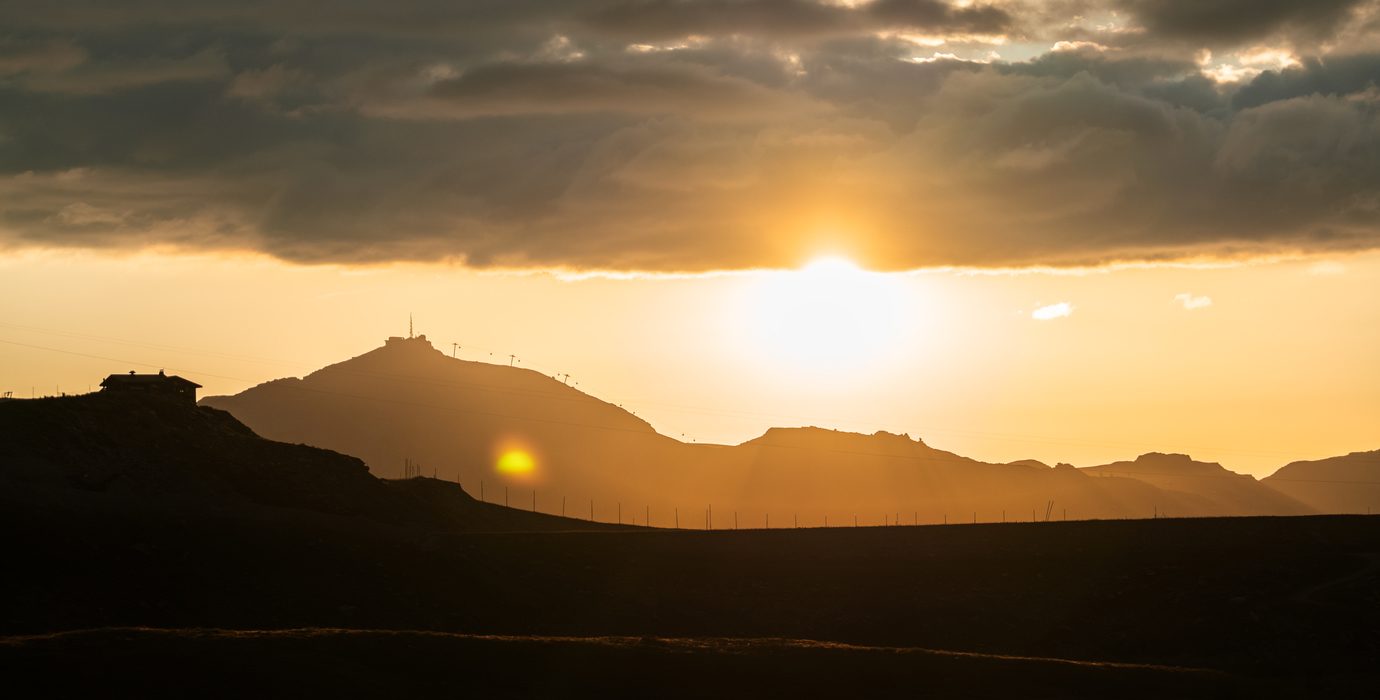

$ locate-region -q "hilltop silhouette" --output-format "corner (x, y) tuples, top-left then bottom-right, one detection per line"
(203, 336), (1344, 522)
(0, 390), (619, 533)
(1264, 450), (1380, 514)
(1081, 453), (1312, 517)
(203, 335), (676, 518)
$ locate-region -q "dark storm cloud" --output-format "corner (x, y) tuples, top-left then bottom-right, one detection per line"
(0, 0), (1379, 270)
(400, 60), (821, 119)
(1233, 54), (1380, 108)
(1006, 49), (1198, 88)
(581, 0), (1012, 39)
(1113, 0), (1368, 43)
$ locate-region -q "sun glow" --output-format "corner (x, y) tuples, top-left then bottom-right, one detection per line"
(742, 256), (911, 378)
(496, 447), (536, 476)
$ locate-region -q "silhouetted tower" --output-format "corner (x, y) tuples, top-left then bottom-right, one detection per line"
(409, 314), (414, 338)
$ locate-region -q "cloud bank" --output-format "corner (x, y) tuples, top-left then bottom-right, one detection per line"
(1, 1), (1379, 271)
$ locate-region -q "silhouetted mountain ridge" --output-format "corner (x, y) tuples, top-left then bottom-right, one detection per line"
(204, 336), (667, 493)
(1082, 453), (1310, 516)
(309, 336), (658, 434)
(743, 427), (938, 456)
(1264, 450), (1380, 514)
(0, 391), (619, 532)
(200, 336), (1361, 520)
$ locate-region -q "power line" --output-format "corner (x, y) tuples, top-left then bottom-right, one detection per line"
(8, 336), (1375, 486)
(3, 334), (1376, 480)
(0, 338), (250, 383)
(0, 320), (1296, 459)
(0, 320), (300, 369)
(0, 320), (1358, 462)
(1094, 469), (1380, 485)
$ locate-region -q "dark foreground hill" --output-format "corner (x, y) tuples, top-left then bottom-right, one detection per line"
(3, 390), (1378, 695)
(1, 628), (1254, 699)
(202, 335), (1322, 521)
(0, 392), (618, 533)
(2, 471), (1377, 696)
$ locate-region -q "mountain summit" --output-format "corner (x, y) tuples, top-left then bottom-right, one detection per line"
(202, 335), (674, 513)
(1082, 453), (1311, 516)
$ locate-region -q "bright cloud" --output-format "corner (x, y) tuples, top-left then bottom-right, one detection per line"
(1032, 302), (1074, 320)
(1174, 293), (1213, 310)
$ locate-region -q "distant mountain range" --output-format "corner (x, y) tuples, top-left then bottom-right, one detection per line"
(1264, 451), (1380, 514)
(201, 336), (1375, 522)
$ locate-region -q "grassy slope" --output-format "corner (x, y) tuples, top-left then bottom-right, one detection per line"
(2, 483), (1376, 681)
(1, 627), (1265, 699)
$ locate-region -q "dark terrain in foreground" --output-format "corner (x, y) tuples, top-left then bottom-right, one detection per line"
(3, 627), (1257, 699)
(2, 394), (1378, 696)
(3, 499), (1376, 696)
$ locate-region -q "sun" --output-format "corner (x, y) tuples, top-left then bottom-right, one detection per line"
(742, 255), (910, 378)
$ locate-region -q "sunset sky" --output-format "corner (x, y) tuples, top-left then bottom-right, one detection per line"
(3, 1), (1378, 476)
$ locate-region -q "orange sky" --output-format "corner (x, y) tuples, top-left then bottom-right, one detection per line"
(4, 1), (1380, 480)
(2, 248), (1375, 477)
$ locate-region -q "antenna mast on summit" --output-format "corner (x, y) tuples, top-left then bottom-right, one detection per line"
(409, 314), (413, 338)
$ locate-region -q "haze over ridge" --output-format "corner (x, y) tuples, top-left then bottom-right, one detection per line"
(202, 334), (1375, 523)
